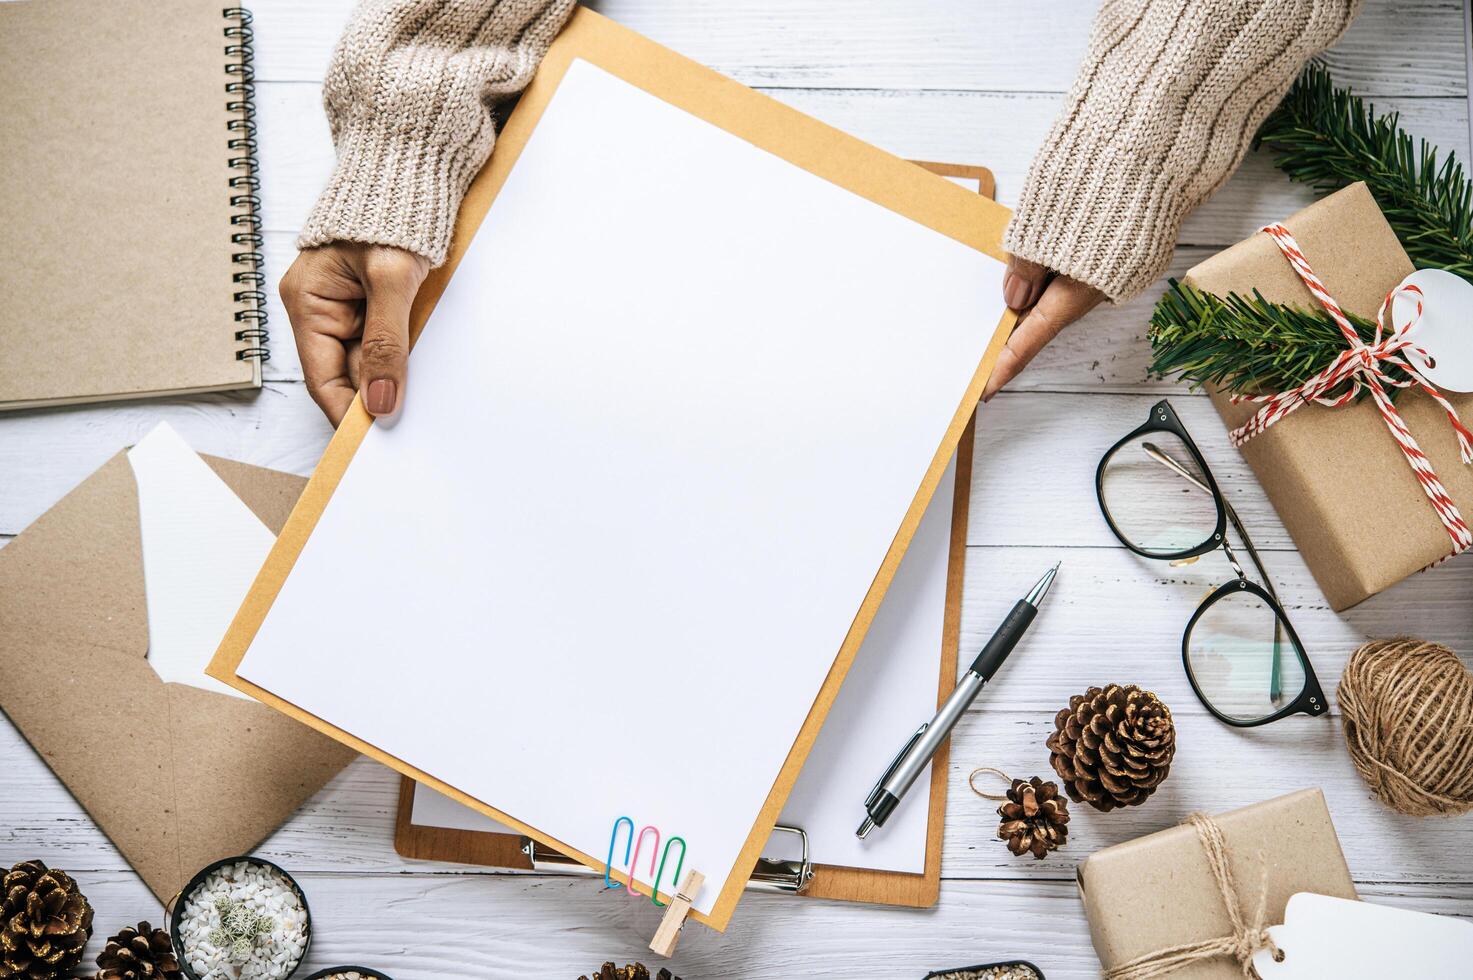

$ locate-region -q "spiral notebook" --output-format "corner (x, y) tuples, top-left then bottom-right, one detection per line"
(0, 0), (267, 410)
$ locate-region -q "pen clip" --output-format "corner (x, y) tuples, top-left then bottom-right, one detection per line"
(865, 723), (928, 808)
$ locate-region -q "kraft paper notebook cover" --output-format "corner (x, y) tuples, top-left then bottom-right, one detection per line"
(209, 8), (1015, 932)
(394, 162), (997, 910)
(0, 0), (266, 410)
(0, 437), (355, 903)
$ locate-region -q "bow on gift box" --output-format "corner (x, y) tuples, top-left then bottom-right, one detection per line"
(1228, 223), (1473, 555)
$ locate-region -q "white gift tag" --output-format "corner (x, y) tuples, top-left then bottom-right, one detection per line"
(1252, 892), (1473, 978)
(1389, 268), (1473, 392)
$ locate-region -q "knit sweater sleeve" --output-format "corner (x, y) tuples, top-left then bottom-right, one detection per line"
(297, 0), (576, 267)
(1003, 0), (1362, 303)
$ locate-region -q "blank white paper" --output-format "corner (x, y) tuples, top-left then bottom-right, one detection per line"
(412, 454), (959, 875)
(412, 782), (518, 835)
(238, 58), (1005, 917)
(772, 454), (957, 874)
(129, 422), (275, 699)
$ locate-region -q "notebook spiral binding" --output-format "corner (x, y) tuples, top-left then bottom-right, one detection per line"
(224, 7), (269, 363)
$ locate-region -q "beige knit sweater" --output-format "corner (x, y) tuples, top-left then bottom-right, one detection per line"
(1005, 0), (1362, 301)
(298, 0), (575, 266)
(302, 0), (1360, 299)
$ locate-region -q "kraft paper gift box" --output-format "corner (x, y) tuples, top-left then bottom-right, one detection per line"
(1077, 789), (1358, 979)
(1184, 181), (1473, 610)
(0, 449), (357, 902)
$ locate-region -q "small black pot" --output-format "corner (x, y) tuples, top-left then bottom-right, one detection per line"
(169, 855), (312, 980)
(923, 962), (1045, 980)
(303, 969), (394, 980)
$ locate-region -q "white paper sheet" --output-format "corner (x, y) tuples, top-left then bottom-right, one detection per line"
(772, 454), (956, 873)
(411, 782), (518, 835)
(237, 59), (1006, 917)
(128, 422), (275, 699)
(411, 454), (959, 875)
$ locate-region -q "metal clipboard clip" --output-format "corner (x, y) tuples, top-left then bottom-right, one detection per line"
(522, 823), (814, 894)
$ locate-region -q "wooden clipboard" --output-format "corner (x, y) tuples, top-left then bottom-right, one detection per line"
(395, 146), (986, 898)
(209, 8), (1014, 932)
(395, 410), (976, 907)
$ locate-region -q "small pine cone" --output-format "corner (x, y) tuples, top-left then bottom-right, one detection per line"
(1046, 684), (1175, 812)
(95, 921), (181, 980)
(996, 776), (1070, 859)
(0, 860), (94, 980)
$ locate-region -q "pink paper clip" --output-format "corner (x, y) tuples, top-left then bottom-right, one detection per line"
(626, 824), (661, 896)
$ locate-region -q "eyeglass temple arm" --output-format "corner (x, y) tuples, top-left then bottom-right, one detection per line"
(1143, 442), (1286, 701)
(1140, 443), (1279, 599)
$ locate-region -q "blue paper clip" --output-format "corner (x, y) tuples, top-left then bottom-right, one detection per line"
(626, 825), (661, 896)
(604, 815), (633, 890)
(651, 836), (686, 907)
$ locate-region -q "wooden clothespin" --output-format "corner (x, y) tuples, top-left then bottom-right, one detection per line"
(648, 868), (704, 958)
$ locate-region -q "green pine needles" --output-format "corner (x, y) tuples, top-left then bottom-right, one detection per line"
(1148, 64), (1473, 395)
(1148, 281), (1416, 399)
(1258, 63), (1473, 279)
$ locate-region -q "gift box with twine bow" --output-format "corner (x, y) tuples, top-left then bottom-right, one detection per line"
(1183, 182), (1473, 610)
(1076, 789), (1357, 979)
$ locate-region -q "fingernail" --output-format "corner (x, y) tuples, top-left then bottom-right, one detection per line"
(366, 378), (397, 416)
(1003, 272), (1030, 310)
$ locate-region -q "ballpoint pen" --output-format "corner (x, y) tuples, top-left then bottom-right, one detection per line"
(857, 562), (1060, 839)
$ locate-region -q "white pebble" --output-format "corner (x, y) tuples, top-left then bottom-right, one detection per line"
(177, 861), (308, 980)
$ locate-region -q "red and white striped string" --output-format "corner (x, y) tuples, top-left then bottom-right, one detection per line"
(1228, 222), (1473, 555)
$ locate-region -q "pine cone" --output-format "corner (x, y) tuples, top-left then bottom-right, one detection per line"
(996, 777), (1069, 859)
(1047, 684), (1175, 812)
(0, 860), (94, 980)
(95, 921), (181, 980)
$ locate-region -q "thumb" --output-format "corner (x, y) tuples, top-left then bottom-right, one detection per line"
(356, 252), (427, 418)
(1002, 255), (1050, 311)
(983, 274), (1104, 402)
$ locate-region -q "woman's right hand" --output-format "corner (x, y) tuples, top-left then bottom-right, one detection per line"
(280, 243), (431, 426)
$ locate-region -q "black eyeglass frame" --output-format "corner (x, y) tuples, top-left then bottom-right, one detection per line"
(1094, 399), (1328, 727)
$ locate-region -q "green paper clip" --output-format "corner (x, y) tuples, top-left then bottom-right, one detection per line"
(604, 816), (633, 890)
(651, 836), (686, 907)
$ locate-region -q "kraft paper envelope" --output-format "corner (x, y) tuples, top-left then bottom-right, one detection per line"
(0, 451), (357, 903)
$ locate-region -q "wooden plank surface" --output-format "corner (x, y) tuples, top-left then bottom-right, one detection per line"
(3, 2), (1471, 977)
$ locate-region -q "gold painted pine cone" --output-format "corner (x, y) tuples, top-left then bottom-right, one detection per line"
(1046, 684), (1176, 812)
(996, 776), (1070, 859)
(0, 860), (94, 980)
(95, 921), (182, 980)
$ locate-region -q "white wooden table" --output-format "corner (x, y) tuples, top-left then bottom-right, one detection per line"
(3, 2), (1471, 977)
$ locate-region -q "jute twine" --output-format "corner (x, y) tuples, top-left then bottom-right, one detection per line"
(1102, 813), (1277, 980)
(1337, 637), (1473, 817)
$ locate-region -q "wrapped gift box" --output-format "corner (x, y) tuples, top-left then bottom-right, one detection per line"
(1077, 789), (1357, 979)
(1183, 181), (1473, 610)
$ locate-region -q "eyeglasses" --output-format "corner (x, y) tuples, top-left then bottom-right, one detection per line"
(1094, 399), (1328, 727)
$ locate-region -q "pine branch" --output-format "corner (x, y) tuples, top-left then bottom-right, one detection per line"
(1148, 281), (1413, 399)
(1257, 63), (1473, 282)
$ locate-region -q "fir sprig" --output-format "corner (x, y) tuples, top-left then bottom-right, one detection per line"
(1148, 280), (1414, 399)
(1149, 65), (1473, 395)
(1256, 63), (1473, 283)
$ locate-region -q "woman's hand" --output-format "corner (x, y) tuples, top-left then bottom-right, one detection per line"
(280, 243), (431, 426)
(983, 256), (1105, 401)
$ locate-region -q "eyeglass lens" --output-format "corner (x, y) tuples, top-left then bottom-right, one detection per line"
(1099, 432), (1217, 555)
(1185, 586), (1306, 723)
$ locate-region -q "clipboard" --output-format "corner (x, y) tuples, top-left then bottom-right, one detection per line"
(396, 417), (971, 906)
(209, 8), (1014, 933)
(396, 175), (987, 900)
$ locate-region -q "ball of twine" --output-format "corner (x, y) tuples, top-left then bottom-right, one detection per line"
(1336, 637), (1473, 816)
